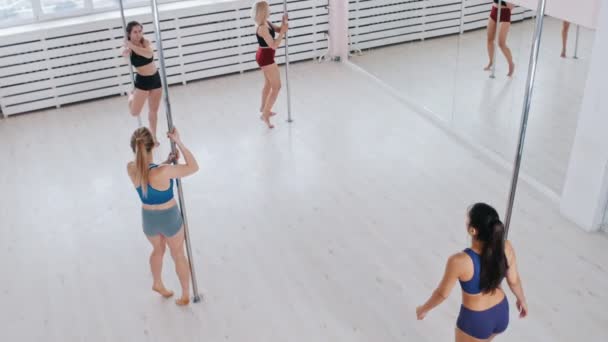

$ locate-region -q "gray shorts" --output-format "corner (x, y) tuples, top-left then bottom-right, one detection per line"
(142, 205), (183, 237)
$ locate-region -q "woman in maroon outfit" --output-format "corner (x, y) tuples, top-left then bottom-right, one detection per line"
(251, 1), (288, 129)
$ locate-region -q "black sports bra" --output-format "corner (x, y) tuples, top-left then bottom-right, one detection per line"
(256, 22), (276, 48)
(130, 49), (154, 68)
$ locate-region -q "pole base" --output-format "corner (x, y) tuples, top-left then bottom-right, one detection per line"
(287, 118), (294, 123)
(193, 294), (202, 303)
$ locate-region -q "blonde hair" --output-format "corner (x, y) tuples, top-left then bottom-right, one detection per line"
(251, 1), (269, 26)
(130, 127), (155, 197)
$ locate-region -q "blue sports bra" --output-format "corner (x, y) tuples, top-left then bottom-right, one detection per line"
(136, 164), (174, 205)
(459, 248), (482, 294)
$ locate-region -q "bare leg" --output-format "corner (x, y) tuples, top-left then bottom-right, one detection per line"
(498, 22), (515, 77)
(148, 88), (162, 146)
(129, 88), (148, 117)
(261, 64), (282, 129)
(260, 74), (271, 114)
(485, 17), (497, 70)
(561, 21), (570, 58)
(146, 235), (173, 298)
(166, 228), (191, 305)
(260, 75), (276, 117)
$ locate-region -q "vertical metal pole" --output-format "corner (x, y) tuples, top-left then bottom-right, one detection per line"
(503, 0), (547, 238)
(150, 0), (201, 303)
(118, 0), (143, 127)
(283, 0), (293, 123)
(490, 2), (503, 79)
(574, 25), (580, 59)
(458, 0), (466, 34)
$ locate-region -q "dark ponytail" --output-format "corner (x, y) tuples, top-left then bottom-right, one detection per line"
(468, 203), (508, 294)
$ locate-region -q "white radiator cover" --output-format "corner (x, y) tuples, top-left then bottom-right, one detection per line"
(0, 0), (329, 116)
(0, 0), (535, 116)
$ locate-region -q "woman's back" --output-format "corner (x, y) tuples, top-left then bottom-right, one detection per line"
(457, 247), (507, 311)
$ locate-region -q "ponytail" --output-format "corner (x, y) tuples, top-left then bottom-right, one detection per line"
(135, 139), (149, 197)
(479, 219), (507, 293)
(130, 127), (155, 198)
(468, 203), (508, 294)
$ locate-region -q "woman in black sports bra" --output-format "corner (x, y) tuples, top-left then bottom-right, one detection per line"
(251, 1), (288, 129)
(122, 21), (162, 146)
(485, 0), (515, 77)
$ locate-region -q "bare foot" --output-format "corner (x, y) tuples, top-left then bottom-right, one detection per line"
(152, 285), (174, 298)
(507, 63), (515, 77)
(153, 136), (160, 147)
(260, 114), (275, 129)
(484, 63), (493, 71)
(260, 109), (277, 116)
(175, 296), (190, 306)
(561, 51), (566, 58)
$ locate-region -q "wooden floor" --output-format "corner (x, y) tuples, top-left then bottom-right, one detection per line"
(0, 60), (606, 341)
(350, 17), (596, 196)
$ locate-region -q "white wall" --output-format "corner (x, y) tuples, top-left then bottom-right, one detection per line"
(509, 0), (601, 28)
(560, 0), (608, 232)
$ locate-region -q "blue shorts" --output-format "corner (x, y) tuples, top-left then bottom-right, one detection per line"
(141, 205), (183, 237)
(457, 296), (509, 339)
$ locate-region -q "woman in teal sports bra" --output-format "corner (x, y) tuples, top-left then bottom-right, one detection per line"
(127, 126), (199, 305)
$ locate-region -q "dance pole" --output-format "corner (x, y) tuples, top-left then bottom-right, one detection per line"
(574, 25), (580, 59)
(490, 2), (503, 79)
(118, 0), (142, 127)
(503, 0), (547, 238)
(283, 0), (293, 123)
(149, 0), (201, 303)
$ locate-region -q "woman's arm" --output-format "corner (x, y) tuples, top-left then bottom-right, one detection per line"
(161, 141), (198, 179)
(161, 150), (179, 165)
(159, 128), (199, 179)
(416, 254), (463, 319)
(269, 21), (281, 32)
(505, 240), (528, 318)
(258, 24), (287, 50)
(128, 39), (154, 59)
(269, 13), (287, 32)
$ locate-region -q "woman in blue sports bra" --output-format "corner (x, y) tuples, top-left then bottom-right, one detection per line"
(417, 203), (528, 341)
(127, 126), (199, 305)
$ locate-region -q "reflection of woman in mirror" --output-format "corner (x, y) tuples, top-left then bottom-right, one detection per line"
(485, 1), (515, 76)
(561, 21), (571, 58)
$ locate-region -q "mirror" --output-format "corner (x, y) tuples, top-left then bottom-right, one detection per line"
(347, 0), (596, 195)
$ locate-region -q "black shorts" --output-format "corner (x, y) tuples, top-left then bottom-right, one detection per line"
(135, 71), (162, 91)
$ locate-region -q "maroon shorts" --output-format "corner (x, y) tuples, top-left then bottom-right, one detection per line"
(256, 47), (275, 67)
(490, 6), (512, 23)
